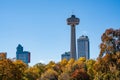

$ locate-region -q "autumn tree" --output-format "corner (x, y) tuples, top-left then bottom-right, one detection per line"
(33, 63), (46, 76)
(58, 72), (71, 80)
(94, 28), (120, 80)
(99, 28), (120, 57)
(0, 53), (6, 60)
(71, 69), (89, 80)
(24, 65), (40, 80)
(40, 69), (58, 80)
(45, 61), (56, 70)
(13, 60), (27, 75)
(86, 59), (96, 80)
(0, 59), (26, 80)
(65, 58), (75, 73)
(71, 57), (89, 80)
(59, 58), (68, 72)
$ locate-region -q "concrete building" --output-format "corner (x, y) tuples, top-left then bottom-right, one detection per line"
(61, 52), (70, 60)
(67, 15), (80, 60)
(77, 35), (90, 59)
(16, 44), (30, 64)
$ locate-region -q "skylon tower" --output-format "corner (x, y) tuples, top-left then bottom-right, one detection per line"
(67, 15), (80, 59)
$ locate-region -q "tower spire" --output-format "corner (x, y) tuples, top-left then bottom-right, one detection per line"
(67, 15), (80, 60)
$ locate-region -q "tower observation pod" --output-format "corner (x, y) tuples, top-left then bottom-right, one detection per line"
(67, 15), (80, 60)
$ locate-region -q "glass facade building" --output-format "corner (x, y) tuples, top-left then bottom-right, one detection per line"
(77, 35), (90, 59)
(16, 44), (30, 64)
(61, 52), (71, 60)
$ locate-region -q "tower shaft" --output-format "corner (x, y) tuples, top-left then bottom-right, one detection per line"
(71, 25), (76, 59)
(67, 15), (80, 60)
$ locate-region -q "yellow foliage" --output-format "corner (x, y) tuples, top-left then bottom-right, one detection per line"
(41, 69), (58, 80)
(78, 57), (86, 62)
(60, 58), (68, 66)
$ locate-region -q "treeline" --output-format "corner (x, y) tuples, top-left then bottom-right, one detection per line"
(0, 28), (120, 80)
(0, 55), (120, 80)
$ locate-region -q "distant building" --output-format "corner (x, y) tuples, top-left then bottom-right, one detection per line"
(16, 44), (30, 64)
(61, 52), (71, 60)
(0, 52), (7, 60)
(77, 35), (90, 59)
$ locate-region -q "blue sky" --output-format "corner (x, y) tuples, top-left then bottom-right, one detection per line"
(0, 0), (120, 66)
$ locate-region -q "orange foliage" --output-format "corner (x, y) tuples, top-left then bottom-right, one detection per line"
(71, 69), (89, 80)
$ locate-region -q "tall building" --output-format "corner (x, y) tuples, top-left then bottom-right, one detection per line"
(61, 52), (70, 60)
(77, 35), (90, 59)
(16, 44), (30, 64)
(67, 15), (80, 60)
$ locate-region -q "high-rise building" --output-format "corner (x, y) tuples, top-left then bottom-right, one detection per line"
(77, 35), (90, 59)
(61, 52), (70, 60)
(67, 15), (80, 60)
(16, 44), (30, 64)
